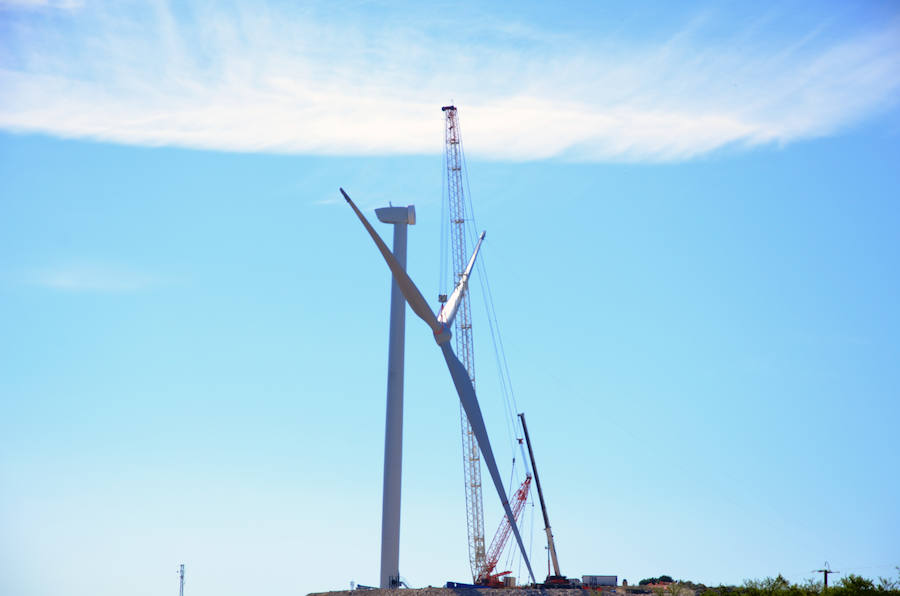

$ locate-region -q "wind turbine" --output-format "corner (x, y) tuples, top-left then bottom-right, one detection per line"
(340, 188), (537, 586)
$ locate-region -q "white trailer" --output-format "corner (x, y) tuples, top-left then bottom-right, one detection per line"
(583, 575), (618, 587)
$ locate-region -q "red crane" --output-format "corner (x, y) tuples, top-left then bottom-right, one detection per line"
(476, 468), (532, 587)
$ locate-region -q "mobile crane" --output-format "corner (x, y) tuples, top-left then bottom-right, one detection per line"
(476, 468), (532, 587)
(519, 412), (576, 587)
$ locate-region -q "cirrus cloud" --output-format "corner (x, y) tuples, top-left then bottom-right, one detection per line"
(0, 2), (898, 162)
(28, 263), (160, 292)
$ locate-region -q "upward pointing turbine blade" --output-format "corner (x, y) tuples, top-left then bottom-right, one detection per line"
(341, 188), (442, 335)
(438, 230), (485, 329)
(341, 188), (536, 585)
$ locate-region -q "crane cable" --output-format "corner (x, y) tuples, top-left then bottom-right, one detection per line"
(456, 118), (523, 461)
(438, 113), (449, 302)
(460, 126), (542, 588)
(438, 110), (524, 463)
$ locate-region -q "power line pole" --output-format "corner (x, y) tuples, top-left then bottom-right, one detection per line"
(814, 563), (839, 592)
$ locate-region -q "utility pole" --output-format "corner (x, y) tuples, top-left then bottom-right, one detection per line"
(178, 564), (185, 596)
(814, 563), (839, 592)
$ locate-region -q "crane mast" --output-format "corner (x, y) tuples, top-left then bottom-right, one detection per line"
(519, 412), (563, 581)
(442, 105), (487, 581)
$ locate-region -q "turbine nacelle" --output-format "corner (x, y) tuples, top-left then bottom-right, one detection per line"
(376, 205), (416, 225)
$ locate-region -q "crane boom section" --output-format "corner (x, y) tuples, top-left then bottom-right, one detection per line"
(443, 105), (487, 581)
(478, 475), (532, 585)
(519, 412), (561, 579)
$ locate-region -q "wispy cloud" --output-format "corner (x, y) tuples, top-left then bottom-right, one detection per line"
(0, 2), (898, 162)
(28, 264), (159, 292)
(0, 0), (83, 9)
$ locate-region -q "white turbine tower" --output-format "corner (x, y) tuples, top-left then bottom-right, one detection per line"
(374, 202), (416, 589)
(340, 188), (536, 586)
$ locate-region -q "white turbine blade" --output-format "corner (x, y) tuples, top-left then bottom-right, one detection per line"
(341, 188), (442, 335)
(439, 341), (537, 585)
(438, 231), (486, 328)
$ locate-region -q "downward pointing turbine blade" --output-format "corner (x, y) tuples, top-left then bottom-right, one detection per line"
(439, 341), (537, 585)
(341, 188), (442, 335)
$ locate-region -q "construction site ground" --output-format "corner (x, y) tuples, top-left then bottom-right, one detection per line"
(308, 588), (649, 596)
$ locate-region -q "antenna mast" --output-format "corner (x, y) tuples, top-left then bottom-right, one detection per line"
(178, 564), (185, 596)
(442, 104), (487, 581)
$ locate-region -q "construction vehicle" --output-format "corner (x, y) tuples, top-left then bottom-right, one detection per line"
(475, 470), (532, 587)
(519, 413), (578, 588)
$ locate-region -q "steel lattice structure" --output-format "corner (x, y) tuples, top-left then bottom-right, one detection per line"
(442, 105), (486, 581)
(478, 475), (532, 585)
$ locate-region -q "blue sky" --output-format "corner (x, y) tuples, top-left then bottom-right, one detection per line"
(1, 2), (899, 596)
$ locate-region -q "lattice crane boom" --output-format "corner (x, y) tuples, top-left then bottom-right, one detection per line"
(477, 475), (532, 586)
(442, 104), (487, 581)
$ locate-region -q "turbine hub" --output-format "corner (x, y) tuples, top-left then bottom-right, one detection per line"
(434, 326), (452, 345)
